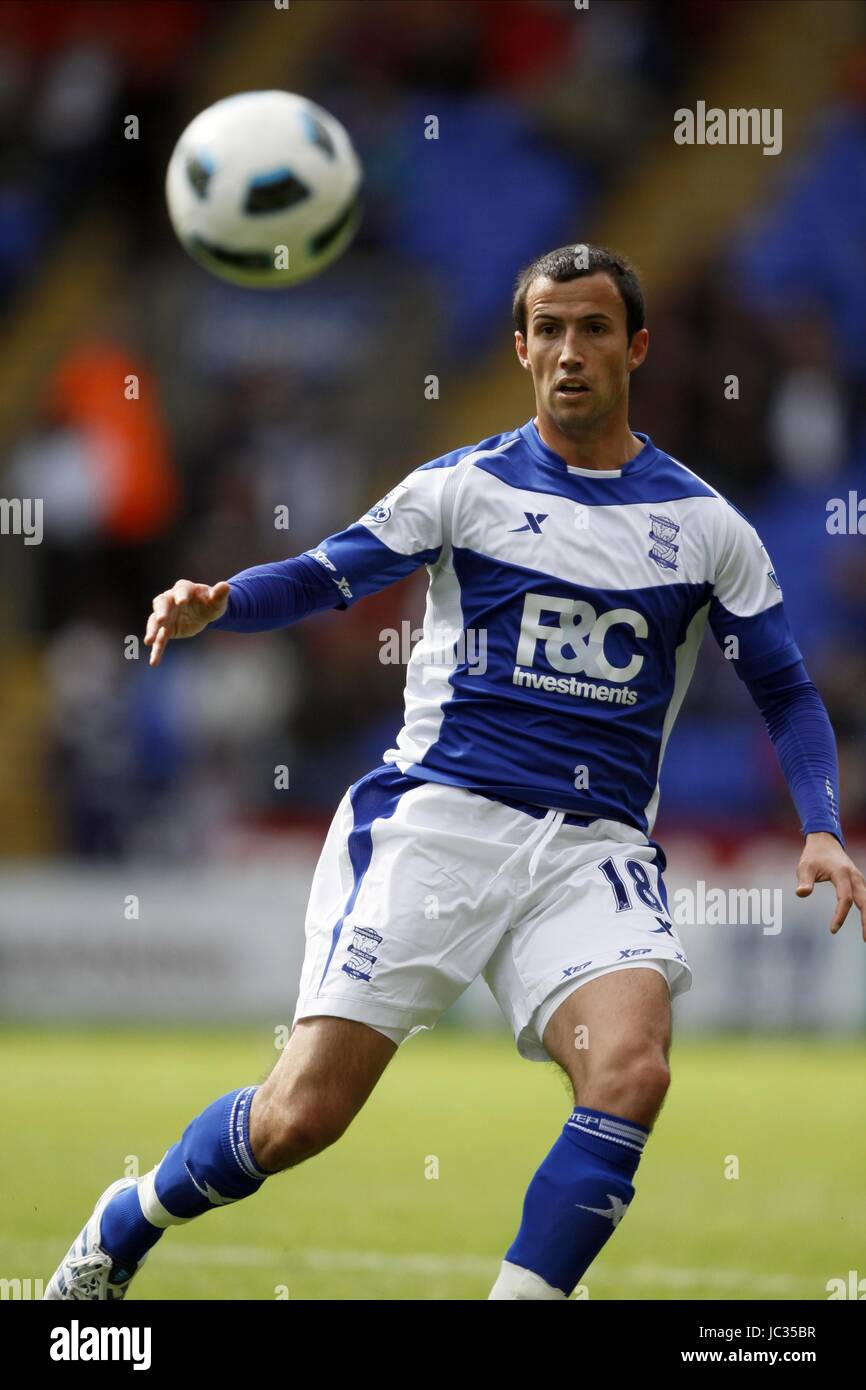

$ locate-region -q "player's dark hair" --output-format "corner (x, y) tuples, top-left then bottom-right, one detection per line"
(512, 244), (645, 342)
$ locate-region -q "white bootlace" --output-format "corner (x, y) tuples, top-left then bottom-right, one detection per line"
(65, 1249), (115, 1299)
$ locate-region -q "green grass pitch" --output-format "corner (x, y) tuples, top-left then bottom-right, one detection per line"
(2, 1025), (863, 1300)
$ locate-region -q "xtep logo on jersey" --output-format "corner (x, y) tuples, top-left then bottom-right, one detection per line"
(310, 547), (353, 601)
(513, 593), (646, 706)
(510, 511), (548, 534)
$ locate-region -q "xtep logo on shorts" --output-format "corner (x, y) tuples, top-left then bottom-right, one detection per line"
(513, 592), (645, 705)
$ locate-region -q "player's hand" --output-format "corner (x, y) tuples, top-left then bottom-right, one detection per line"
(144, 580), (230, 667)
(795, 832), (866, 939)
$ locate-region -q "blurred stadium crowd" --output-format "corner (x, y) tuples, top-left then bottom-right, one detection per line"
(1, 0), (864, 862)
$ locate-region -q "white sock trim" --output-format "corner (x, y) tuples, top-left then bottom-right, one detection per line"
(137, 1163), (193, 1228)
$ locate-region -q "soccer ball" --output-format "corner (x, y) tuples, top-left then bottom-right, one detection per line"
(165, 90), (362, 288)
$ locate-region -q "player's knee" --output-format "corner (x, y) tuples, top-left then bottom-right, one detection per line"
(630, 1054), (671, 1112)
(251, 1093), (349, 1172)
(583, 1050), (670, 1122)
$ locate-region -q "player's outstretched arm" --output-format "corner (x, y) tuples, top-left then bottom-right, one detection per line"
(143, 463), (450, 662)
(144, 580), (230, 667)
(796, 832), (866, 940)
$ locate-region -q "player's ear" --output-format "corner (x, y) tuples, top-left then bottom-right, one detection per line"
(515, 331), (531, 370)
(627, 327), (649, 373)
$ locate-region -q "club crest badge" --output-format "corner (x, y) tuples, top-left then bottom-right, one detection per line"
(342, 926), (383, 982)
(648, 513), (680, 572)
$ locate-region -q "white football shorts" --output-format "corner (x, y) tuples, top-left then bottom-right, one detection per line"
(292, 763), (692, 1062)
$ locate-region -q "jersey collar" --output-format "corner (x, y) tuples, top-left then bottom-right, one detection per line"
(519, 417), (657, 477)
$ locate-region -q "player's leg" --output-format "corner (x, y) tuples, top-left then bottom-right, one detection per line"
(489, 965), (671, 1299)
(249, 1015), (397, 1169)
(44, 769), (520, 1301)
(543, 961), (672, 1123)
(43, 1016), (396, 1300)
(44, 765), (507, 1301)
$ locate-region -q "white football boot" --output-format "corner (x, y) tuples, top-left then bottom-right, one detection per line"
(43, 1176), (147, 1300)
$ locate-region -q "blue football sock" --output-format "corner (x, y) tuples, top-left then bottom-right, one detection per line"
(101, 1085), (270, 1267)
(505, 1106), (649, 1295)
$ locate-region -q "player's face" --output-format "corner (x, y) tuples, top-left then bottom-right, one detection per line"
(515, 273), (648, 435)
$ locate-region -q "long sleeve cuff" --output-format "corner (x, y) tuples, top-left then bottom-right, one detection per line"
(209, 553), (341, 633)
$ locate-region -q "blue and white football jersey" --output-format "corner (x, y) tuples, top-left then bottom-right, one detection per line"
(304, 419), (801, 836)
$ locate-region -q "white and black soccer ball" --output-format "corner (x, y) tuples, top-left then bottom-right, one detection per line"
(165, 90), (362, 288)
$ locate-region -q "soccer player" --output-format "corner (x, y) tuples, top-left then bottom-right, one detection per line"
(45, 245), (866, 1301)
